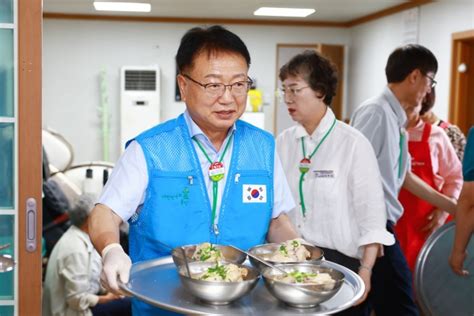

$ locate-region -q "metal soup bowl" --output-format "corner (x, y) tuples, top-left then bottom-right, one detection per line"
(262, 263), (345, 308)
(178, 261), (260, 305)
(172, 244), (247, 268)
(248, 243), (324, 272)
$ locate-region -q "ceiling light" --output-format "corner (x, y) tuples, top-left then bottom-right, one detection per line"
(93, 2), (151, 12)
(254, 7), (315, 17)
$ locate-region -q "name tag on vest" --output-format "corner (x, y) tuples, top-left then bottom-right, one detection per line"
(243, 184), (267, 203)
(313, 170), (335, 178)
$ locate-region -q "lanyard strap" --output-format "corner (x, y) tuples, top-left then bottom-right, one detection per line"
(398, 130), (405, 179)
(192, 134), (233, 227)
(301, 118), (337, 160)
(193, 134), (233, 165)
(299, 118), (337, 217)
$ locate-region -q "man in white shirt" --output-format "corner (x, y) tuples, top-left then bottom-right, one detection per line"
(351, 44), (457, 316)
(88, 25), (299, 316)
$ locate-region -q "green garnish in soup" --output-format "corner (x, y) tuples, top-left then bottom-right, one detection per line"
(192, 242), (222, 262)
(204, 264), (228, 280)
(287, 271), (318, 283)
(194, 263), (248, 282)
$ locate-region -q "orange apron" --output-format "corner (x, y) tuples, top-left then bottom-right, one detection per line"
(396, 123), (436, 272)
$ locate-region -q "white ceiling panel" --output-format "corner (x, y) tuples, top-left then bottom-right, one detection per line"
(43, 0), (412, 22)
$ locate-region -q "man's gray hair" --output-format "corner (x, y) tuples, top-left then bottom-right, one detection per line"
(68, 194), (94, 227)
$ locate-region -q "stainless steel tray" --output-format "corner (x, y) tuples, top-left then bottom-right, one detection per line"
(120, 256), (364, 315)
(415, 221), (474, 316)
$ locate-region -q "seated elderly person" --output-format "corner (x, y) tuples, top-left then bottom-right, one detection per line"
(43, 195), (131, 316)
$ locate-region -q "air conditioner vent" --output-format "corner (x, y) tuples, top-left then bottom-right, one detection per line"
(125, 70), (156, 91)
(120, 65), (160, 152)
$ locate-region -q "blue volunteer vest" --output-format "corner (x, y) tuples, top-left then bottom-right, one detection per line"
(128, 114), (275, 315)
(128, 113), (274, 262)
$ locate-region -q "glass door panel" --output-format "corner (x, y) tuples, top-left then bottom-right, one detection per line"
(0, 215), (14, 300)
(0, 1), (16, 314)
(0, 0), (13, 23)
(0, 306), (13, 315)
(0, 124), (14, 208)
(0, 29), (14, 117)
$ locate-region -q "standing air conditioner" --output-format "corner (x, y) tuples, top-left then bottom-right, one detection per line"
(120, 65), (160, 151)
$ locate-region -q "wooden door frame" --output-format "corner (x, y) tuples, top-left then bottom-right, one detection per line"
(319, 44), (345, 121)
(274, 44), (320, 135)
(18, 0), (42, 315)
(449, 29), (474, 134)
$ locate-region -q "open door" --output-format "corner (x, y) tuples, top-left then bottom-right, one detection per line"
(449, 29), (474, 134)
(274, 44), (320, 135)
(0, 0), (42, 315)
(18, 0), (43, 314)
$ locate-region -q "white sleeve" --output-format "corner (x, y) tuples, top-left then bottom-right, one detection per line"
(272, 149), (296, 218)
(97, 141), (148, 222)
(351, 136), (395, 247)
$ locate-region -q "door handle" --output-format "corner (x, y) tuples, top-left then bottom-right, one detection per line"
(26, 198), (37, 252)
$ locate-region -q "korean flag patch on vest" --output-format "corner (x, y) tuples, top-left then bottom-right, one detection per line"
(243, 185), (267, 203)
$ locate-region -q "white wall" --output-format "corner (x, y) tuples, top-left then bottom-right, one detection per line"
(348, 1), (474, 119)
(43, 21), (350, 163)
(418, 1), (474, 118)
(43, 1), (473, 164)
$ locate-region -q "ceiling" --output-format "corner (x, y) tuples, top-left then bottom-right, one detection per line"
(43, 0), (434, 25)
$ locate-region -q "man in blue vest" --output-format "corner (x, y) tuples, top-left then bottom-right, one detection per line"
(88, 25), (299, 315)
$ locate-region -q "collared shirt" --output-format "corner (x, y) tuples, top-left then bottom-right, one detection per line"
(463, 127), (474, 181)
(277, 108), (394, 259)
(43, 226), (102, 316)
(351, 86), (410, 223)
(407, 120), (463, 198)
(99, 110), (295, 223)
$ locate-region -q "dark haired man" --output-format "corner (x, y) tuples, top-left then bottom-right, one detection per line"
(351, 44), (457, 316)
(88, 25), (299, 315)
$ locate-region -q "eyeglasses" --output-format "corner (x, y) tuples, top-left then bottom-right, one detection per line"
(424, 74), (437, 88)
(279, 86), (310, 97)
(182, 74), (253, 97)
